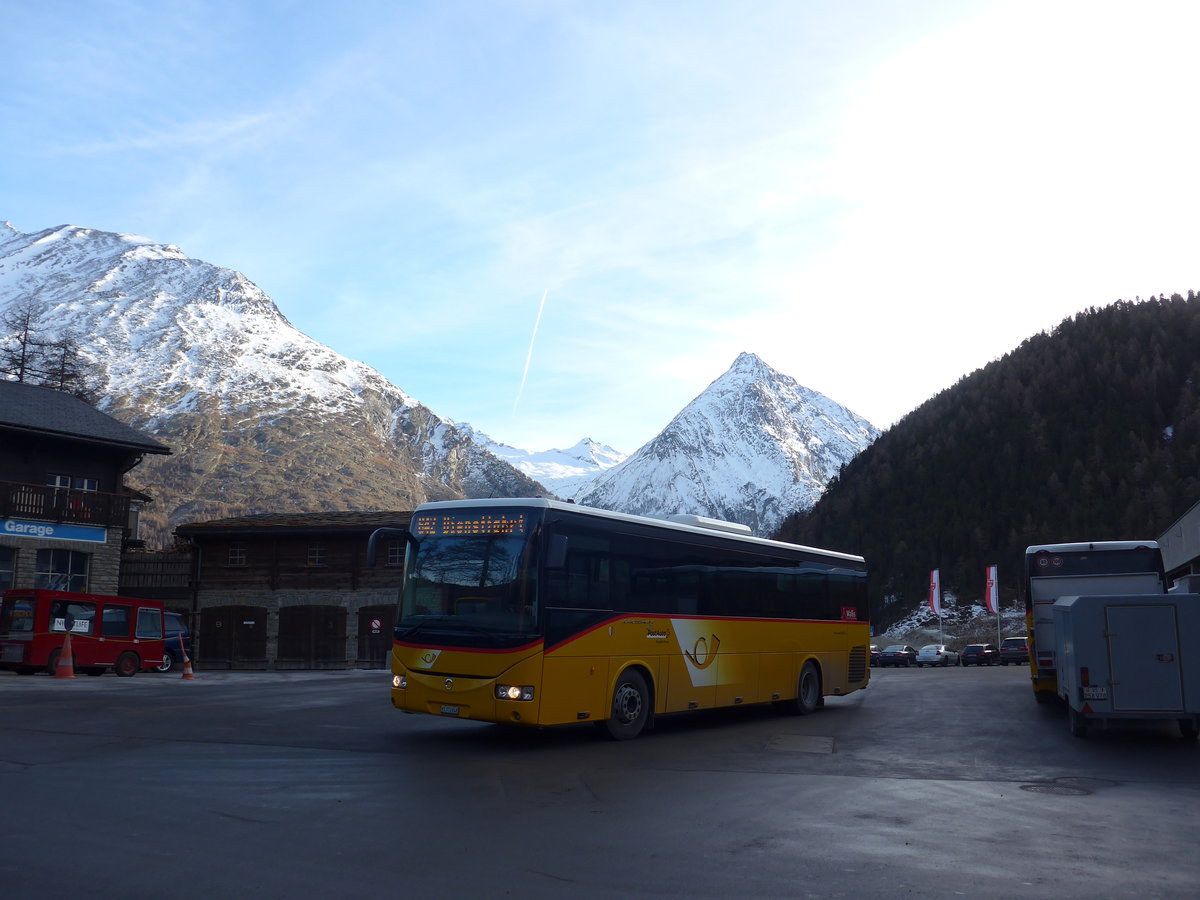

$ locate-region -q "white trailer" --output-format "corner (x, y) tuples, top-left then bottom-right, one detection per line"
(1052, 589), (1200, 740)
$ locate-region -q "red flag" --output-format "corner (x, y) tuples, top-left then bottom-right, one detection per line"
(928, 569), (942, 617)
(985, 565), (998, 614)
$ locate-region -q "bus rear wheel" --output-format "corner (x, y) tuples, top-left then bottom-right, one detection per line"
(604, 668), (650, 740)
(115, 652), (140, 677)
(796, 661), (822, 715)
(779, 661), (822, 715)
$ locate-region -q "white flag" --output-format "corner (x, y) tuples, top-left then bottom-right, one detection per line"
(985, 565), (998, 614)
(928, 569), (942, 617)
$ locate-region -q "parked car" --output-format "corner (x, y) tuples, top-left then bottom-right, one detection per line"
(879, 644), (918, 667)
(157, 610), (193, 673)
(999, 636), (1029, 666)
(870, 644), (881, 666)
(960, 643), (1000, 666)
(916, 644), (960, 667)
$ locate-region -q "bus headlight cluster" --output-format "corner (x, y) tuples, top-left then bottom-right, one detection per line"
(392, 674), (407, 689)
(496, 684), (535, 701)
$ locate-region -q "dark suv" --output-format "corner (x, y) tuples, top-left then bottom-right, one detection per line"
(157, 611), (193, 672)
(960, 643), (1000, 666)
(1000, 636), (1029, 666)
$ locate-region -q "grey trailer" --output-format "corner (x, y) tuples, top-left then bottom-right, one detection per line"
(1052, 591), (1200, 740)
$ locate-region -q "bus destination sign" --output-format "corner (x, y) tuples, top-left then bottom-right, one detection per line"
(413, 511), (531, 538)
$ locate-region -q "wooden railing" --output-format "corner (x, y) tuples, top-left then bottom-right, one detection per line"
(0, 480), (131, 529)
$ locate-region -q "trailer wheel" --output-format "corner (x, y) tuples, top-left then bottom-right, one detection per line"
(1068, 705), (1088, 737)
(115, 652), (140, 677)
(1180, 719), (1199, 742)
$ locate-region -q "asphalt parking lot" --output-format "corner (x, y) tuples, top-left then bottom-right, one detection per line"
(2, 663), (1198, 898)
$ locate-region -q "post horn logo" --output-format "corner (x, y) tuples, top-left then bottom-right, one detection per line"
(444, 678), (454, 691)
(683, 635), (720, 669)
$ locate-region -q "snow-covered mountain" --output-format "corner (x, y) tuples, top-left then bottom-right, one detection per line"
(1, 219), (880, 545)
(0, 221), (547, 543)
(455, 426), (627, 497)
(574, 352), (880, 536)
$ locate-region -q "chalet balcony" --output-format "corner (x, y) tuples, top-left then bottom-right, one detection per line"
(0, 480), (132, 530)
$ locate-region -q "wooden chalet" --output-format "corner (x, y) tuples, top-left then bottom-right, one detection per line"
(0, 381), (169, 594)
(172, 510), (412, 669)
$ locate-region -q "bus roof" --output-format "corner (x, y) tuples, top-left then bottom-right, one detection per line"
(413, 497), (866, 564)
(1025, 540), (1160, 555)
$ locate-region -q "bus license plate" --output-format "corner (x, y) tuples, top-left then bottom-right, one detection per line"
(440, 705), (460, 716)
(1082, 686), (1108, 701)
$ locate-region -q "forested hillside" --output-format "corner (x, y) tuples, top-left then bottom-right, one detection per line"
(776, 294), (1200, 629)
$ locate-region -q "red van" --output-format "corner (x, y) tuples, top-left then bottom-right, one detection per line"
(0, 589), (166, 676)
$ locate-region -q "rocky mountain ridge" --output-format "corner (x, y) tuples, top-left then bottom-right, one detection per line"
(0, 222), (546, 544)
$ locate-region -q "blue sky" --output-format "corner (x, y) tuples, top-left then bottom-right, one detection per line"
(5, 1), (1199, 453)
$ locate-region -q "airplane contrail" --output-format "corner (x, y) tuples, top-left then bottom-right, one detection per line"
(513, 288), (549, 416)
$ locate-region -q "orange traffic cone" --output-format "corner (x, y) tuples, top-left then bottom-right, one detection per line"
(55, 632), (76, 679)
(179, 631), (196, 680)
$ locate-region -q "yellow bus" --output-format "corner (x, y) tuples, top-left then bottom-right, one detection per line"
(370, 498), (870, 739)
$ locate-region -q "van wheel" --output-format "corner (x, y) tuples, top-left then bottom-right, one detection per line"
(1068, 706), (1088, 737)
(604, 669), (650, 740)
(156, 651), (175, 673)
(115, 652), (140, 677)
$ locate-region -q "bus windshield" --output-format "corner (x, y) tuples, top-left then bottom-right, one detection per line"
(398, 507), (540, 642)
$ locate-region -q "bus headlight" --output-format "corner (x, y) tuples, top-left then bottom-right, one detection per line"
(393, 674), (407, 689)
(496, 684), (535, 701)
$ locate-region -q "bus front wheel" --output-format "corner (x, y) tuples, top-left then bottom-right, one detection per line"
(604, 668), (650, 740)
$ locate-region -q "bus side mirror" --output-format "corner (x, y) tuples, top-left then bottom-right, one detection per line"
(546, 534), (568, 569)
(367, 527), (418, 566)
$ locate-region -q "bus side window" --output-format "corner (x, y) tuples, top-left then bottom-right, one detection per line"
(52, 601), (95, 634)
(136, 607), (162, 639)
(102, 605), (131, 638)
